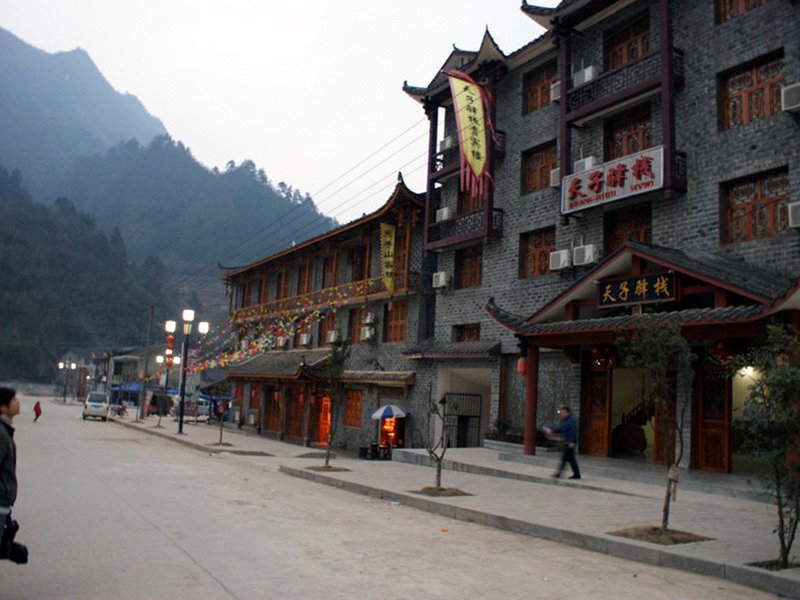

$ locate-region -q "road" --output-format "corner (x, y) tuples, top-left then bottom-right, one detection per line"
(0, 395), (779, 599)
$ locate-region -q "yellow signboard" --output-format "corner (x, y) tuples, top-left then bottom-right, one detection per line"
(447, 71), (487, 178)
(380, 223), (396, 294)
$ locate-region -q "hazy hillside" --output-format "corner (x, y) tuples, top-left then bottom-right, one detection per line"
(0, 27), (167, 200)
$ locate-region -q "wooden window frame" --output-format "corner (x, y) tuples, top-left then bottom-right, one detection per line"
(721, 54), (784, 130)
(458, 190), (484, 215)
(521, 143), (558, 195)
(350, 244), (368, 282)
(455, 245), (483, 289)
(297, 261), (312, 295)
(522, 60), (557, 114)
(319, 314), (335, 347)
(276, 269), (289, 300)
(349, 306), (366, 345)
(322, 255), (336, 289)
(723, 169), (789, 244)
(605, 104), (652, 161)
(520, 227), (555, 278)
(453, 323), (481, 343)
(384, 301), (407, 343)
(344, 389), (363, 428)
(718, 0), (767, 23)
(604, 14), (650, 71)
(604, 203), (652, 255)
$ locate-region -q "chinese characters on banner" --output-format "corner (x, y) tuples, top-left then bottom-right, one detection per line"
(598, 272), (675, 308)
(380, 223), (396, 294)
(446, 69), (495, 202)
(561, 146), (664, 215)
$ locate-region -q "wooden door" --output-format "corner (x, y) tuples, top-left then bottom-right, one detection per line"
(266, 389), (281, 432)
(318, 395), (331, 443)
(286, 388), (303, 438)
(583, 368), (611, 456)
(697, 367), (731, 472)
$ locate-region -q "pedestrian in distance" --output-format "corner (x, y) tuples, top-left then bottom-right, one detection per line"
(542, 405), (582, 480)
(33, 400), (42, 423)
(0, 387), (29, 564)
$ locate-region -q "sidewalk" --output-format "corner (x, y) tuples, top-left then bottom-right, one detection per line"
(112, 415), (800, 598)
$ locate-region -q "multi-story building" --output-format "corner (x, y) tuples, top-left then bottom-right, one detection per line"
(402, 0), (799, 473)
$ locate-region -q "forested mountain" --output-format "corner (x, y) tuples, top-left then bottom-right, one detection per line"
(0, 166), (177, 381)
(0, 27), (167, 201)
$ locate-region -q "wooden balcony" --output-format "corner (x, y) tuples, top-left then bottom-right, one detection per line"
(566, 48), (685, 123)
(426, 208), (504, 252)
(231, 272), (420, 324)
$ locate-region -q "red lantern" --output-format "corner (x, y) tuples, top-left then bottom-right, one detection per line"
(299, 393), (305, 405)
(273, 390), (280, 402)
(517, 357), (527, 376)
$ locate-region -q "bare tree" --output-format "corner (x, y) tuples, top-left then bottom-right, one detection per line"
(425, 396), (451, 489)
(323, 334), (351, 468)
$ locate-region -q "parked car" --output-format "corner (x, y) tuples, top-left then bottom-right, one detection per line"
(83, 391), (110, 421)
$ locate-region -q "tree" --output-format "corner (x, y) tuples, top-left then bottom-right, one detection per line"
(323, 334), (351, 468)
(726, 324), (800, 569)
(425, 396), (451, 489)
(618, 323), (694, 530)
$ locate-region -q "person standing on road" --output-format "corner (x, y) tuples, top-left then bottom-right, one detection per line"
(543, 405), (581, 480)
(1, 387), (28, 563)
(33, 400), (42, 423)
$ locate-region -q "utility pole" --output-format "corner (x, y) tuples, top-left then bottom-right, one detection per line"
(139, 303), (158, 422)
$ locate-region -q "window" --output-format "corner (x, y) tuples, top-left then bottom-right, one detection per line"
(276, 270), (288, 299)
(522, 143), (557, 194)
(323, 256), (336, 288)
(605, 14), (650, 70)
(723, 169), (789, 243)
(604, 203), (652, 255)
(319, 314), (335, 346)
(345, 390), (363, 428)
(523, 60), (557, 114)
(349, 306), (366, 344)
(521, 228), (555, 278)
(721, 55), (783, 130)
(606, 104), (652, 160)
(453, 323), (480, 342)
(297, 261), (311, 295)
(718, 0), (767, 23)
(350, 245), (368, 282)
(384, 301), (407, 343)
(458, 190), (484, 214)
(455, 245), (482, 289)
(246, 278), (262, 306)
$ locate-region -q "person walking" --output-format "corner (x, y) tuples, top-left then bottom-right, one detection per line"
(1, 386), (28, 563)
(543, 405), (581, 480)
(33, 400), (42, 423)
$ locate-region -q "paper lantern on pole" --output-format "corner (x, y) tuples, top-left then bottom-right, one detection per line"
(517, 357), (527, 377)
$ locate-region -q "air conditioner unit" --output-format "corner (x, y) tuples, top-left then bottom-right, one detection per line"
(788, 201), (800, 228)
(550, 80), (561, 102)
(326, 330), (339, 344)
(436, 207), (453, 222)
(573, 243), (599, 266)
(432, 271), (450, 289)
(549, 168), (561, 188)
(782, 82), (800, 112)
(362, 312), (376, 324)
(573, 65), (597, 87)
(439, 136), (457, 152)
(360, 326), (375, 341)
(298, 333), (310, 346)
(275, 336), (287, 348)
(549, 249), (572, 271)
(574, 156), (596, 173)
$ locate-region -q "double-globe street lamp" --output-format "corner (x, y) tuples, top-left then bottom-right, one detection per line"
(154, 352), (180, 428)
(58, 361), (77, 403)
(166, 310), (208, 435)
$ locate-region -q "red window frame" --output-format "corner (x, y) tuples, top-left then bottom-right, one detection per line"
(458, 190), (484, 214)
(521, 228), (555, 278)
(349, 306), (366, 345)
(522, 60), (557, 114)
(605, 15), (650, 71)
(724, 169), (789, 243)
(606, 104), (652, 161)
(455, 245), (482, 289)
(718, 0), (767, 23)
(453, 323), (480, 342)
(384, 301), (407, 343)
(297, 261), (311, 295)
(345, 390), (363, 428)
(522, 143), (557, 195)
(721, 56), (783, 130)
(604, 203), (652, 255)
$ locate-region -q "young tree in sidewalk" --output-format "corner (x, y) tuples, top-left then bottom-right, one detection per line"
(618, 323), (694, 530)
(726, 324), (800, 569)
(425, 396), (451, 490)
(323, 335), (351, 468)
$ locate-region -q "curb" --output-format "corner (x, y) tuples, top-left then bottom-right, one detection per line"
(111, 417), (225, 454)
(278, 464), (800, 599)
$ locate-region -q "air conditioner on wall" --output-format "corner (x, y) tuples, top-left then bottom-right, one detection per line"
(549, 249), (572, 271)
(549, 168), (561, 188)
(326, 330), (339, 344)
(362, 312), (376, 324)
(298, 333), (310, 346)
(573, 65), (597, 87)
(788, 202), (800, 228)
(439, 136), (457, 152)
(573, 244), (599, 266)
(436, 207), (453, 222)
(360, 326), (375, 341)
(550, 80), (561, 102)
(574, 156), (596, 173)
(782, 82), (800, 112)
(432, 271), (450, 289)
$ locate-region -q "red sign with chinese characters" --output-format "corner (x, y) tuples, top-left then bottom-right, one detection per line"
(561, 146), (664, 215)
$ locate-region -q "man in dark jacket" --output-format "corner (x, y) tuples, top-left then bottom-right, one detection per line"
(0, 386), (27, 563)
(543, 405), (581, 480)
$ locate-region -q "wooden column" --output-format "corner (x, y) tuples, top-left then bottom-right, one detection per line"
(302, 381), (311, 447)
(424, 101), (438, 249)
(278, 385), (287, 440)
(523, 345), (540, 455)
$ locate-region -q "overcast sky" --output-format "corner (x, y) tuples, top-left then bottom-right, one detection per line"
(2, 0), (555, 224)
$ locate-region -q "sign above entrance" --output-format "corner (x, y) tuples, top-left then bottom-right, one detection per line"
(561, 146), (664, 215)
(597, 272), (675, 308)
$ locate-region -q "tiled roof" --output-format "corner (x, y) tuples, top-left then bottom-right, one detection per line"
(341, 370), (415, 387)
(403, 340), (501, 359)
(227, 349), (330, 378)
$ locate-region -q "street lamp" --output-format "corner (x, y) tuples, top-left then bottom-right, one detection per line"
(58, 361), (67, 403)
(172, 310), (209, 435)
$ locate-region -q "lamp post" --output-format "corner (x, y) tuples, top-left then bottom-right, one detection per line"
(172, 310), (209, 435)
(70, 362), (76, 401)
(58, 362), (67, 403)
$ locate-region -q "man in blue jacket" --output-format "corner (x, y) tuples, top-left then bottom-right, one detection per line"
(543, 405), (581, 480)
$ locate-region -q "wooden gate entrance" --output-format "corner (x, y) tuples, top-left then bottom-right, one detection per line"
(697, 367), (730, 472)
(583, 368), (611, 456)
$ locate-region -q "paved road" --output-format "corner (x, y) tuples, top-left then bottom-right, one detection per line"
(0, 396), (779, 599)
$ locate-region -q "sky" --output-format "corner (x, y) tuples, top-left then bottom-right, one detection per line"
(1, 0), (555, 224)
